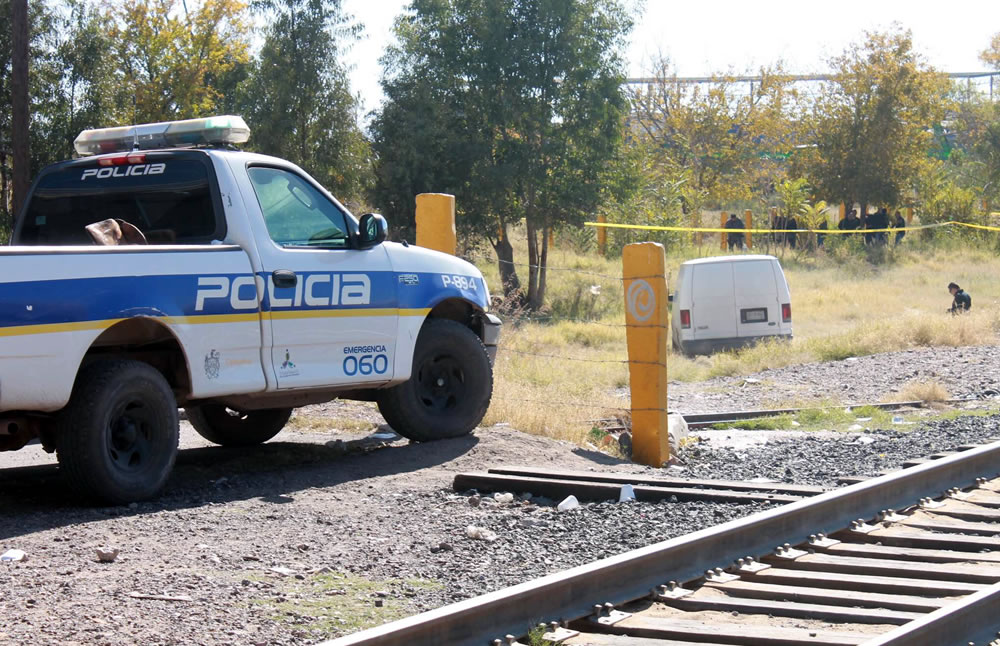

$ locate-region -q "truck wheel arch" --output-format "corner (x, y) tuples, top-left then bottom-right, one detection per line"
(79, 318), (192, 403)
(426, 298), (486, 339)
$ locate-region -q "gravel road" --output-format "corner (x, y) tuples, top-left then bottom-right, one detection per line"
(5, 341), (1000, 645)
(668, 344), (1000, 413)
(3, 394), (1000, 645)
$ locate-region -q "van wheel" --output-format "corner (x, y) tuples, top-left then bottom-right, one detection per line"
(56, 360), (178, 504)
(185, 405), (292, 447)
(377, 319), (492, 442)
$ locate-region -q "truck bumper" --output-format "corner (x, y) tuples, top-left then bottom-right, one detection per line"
(482, 313), (502, 366)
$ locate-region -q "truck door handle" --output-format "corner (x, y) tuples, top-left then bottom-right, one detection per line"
(271, 270), (297, 288)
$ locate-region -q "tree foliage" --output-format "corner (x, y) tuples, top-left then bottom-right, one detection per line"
(242, 0), (370, 203)
(803, 28), (949, 210)
(629, 59), (802, 207)
(371, 0), (636, 309)
(104, 0), (251, 123)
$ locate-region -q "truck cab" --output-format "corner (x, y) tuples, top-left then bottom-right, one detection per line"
(1, 116), (500, 503)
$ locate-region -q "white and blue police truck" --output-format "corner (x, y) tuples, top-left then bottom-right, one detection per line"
(0, 115), (501, 504)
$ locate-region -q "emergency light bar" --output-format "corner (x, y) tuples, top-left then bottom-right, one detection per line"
(74, 115), (251, 157)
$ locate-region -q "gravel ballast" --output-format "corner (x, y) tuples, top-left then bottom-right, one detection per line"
(669, 345), (1000, 413)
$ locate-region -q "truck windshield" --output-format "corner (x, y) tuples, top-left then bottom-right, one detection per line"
(247, 167), (350, 248)
(17, 157), (222, 245)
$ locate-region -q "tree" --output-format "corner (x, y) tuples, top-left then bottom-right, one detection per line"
(629, 59), (802, 208)
(103, 0), (251, 123)
(804, 28), (949, 212)
(982, 31), (1000, 70)
(10, 0), (28, 217)
(372, 0), (635, 310)
(31, 1), (118, 165)
(241, 0), (369, 205)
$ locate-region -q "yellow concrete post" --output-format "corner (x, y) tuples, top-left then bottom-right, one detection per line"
(906, 207), (914, 225)
(415, 193), (456, 255)
(623, 243), (670, 467)
(839, 202), (846, 221)
(745, 210), (753, 249)
(720, 212), (728, 250)
(596, 214), (607, 257)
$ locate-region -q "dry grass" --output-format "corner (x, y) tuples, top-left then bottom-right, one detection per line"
(471, 227), (1000, 441)
(895, 380), (953, 404)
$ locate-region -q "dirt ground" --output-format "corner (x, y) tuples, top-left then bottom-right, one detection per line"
(5, 344), (1000, 645)
(0, 401), (660, 646)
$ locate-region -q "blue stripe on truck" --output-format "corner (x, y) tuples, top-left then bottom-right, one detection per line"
(0, 270), (487, 333)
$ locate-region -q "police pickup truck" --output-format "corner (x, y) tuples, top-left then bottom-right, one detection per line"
(1, 115), (500, 504)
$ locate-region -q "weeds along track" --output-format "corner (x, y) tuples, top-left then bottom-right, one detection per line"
(321, 441), (1000, 646)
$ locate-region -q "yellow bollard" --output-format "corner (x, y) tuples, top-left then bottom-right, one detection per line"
(839, 202), (846, 221)
(415, 193), (456, 255)
(906, 207), (913, 225)
(745, 210), (753, 249)
(623, 242), (670, 467)
(597, 214), (607, 257)
(720, 212), (727, 251)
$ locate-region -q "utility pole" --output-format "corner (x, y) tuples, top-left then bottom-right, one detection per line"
(11, 0), (29, 219)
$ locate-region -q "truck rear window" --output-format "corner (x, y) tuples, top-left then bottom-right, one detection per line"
(17, 157), (224, 245)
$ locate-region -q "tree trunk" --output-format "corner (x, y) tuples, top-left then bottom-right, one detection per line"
(533, 224), (549, 310)
(492, 230), (522, 302)
(526, 218), (540, 309)
(11, 0), (30, 219)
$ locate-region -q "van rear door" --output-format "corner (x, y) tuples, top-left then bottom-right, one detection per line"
(734, 259), (780, 339)
(692, 262), (736, 340)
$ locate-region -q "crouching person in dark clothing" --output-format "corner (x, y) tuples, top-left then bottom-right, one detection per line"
(948, 282), (971, 314)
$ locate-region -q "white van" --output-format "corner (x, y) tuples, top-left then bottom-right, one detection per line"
(671, 255), (792, 356)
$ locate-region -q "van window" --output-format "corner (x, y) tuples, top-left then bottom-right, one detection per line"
(17, 157), (224, 245)
(247, 167), (350, 248)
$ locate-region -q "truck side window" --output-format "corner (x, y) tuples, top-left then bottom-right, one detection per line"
(247, 167), (350, 248)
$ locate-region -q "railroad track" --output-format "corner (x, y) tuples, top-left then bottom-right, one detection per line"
(321, 440), (1000, 646)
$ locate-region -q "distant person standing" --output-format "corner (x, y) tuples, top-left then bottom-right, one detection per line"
(948, 282), (971, 314)
(893, 211), (906, 245)
(785, 214), (798, 249)
(839, 209), (861, 231)
(725, 212), (745, 251)
(872, 207), (890, 245)
(817, 219), (829, 248)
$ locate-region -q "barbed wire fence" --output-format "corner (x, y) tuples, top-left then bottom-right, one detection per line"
(485, 258), (669, 445)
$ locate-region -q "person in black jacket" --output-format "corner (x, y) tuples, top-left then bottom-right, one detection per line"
(893, 211), (906, 245)
(725, 212), (745, 251)
(948, 282), (971, 314)
(838, 209), (861, 231)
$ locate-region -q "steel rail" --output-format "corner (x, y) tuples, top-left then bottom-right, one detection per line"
(861, 583), (1000, 645)
(318, 440), (1000, 646)
(680, 400), (929, 428)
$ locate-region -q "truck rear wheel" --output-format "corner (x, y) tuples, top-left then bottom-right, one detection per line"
(56, 360), (179, 504)
(185, 404), (292, 447)
(377, 319), (493, 442)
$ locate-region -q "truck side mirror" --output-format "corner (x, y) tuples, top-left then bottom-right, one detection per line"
(358, 213), (388, 248)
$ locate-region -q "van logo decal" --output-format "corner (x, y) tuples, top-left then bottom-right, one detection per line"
(626, 280), (655, 322)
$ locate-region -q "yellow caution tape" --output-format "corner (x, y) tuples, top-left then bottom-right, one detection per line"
(583, 221), (1000, 234)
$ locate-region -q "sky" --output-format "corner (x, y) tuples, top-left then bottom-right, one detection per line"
(341, 0), (1000, 124)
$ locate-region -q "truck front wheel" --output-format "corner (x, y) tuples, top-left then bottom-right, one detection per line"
(185, 405), (292, 447)
(56, 360), (179, 504)
(377, 319), (493, 442)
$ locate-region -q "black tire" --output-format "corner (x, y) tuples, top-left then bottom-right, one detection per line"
(185, 405), (292, 447)
(56, 360), (179, 504)
(377, 319), (493, 442)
